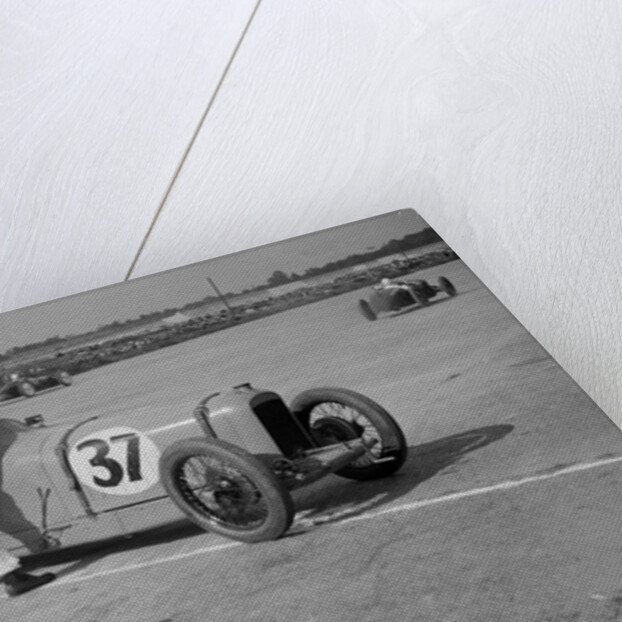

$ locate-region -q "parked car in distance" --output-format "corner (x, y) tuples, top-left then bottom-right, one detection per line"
(358, 277), (457, 321)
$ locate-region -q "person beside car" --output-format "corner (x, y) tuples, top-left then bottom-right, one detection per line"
(0, 416), (55, 596)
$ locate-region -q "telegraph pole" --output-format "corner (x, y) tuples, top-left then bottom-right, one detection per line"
(207, 277), (234, 317)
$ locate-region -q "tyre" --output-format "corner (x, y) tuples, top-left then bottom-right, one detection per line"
(55, 371), (73, 386)
(17, 381), (35, 397)
(438, 277), (457, 297)
(0, 418), (29, 432)
(290, 388), (408, 480)
(159, 438), (294, 542)
(358, 299), (377, 321)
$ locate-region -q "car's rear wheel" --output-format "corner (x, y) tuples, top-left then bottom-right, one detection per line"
(291, 388), (408, 480)
(438, 277), (457, 296)
(160, 438), (294, 542)
(358, 299), (377, 321)
(17, 381), (35, 397)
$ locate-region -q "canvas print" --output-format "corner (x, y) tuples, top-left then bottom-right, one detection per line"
(0, 209), (619, 621)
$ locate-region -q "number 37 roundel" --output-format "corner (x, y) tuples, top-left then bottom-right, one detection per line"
(68, 427), (161, 495)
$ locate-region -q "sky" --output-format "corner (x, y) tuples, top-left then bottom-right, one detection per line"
(0, 210), (430, 350)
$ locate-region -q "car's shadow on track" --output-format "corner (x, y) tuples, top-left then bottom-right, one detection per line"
(22, 519), (208, 577)
(373, 290), (477, 321)
(287, 423), (514, 535)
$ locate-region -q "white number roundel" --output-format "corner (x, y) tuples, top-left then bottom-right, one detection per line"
(68, 427), (161, 495)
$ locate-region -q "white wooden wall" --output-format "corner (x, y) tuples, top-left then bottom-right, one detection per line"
(1, 1), (621, 425)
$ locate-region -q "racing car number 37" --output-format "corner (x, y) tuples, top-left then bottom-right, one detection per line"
(68, 427), (161, 495)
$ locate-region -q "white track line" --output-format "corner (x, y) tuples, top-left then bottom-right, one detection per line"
(15, 454), (622, 591)
(341, 455), (622, 525)
(60, 541), (241, 585)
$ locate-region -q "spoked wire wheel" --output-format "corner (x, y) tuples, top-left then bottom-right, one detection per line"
(160, 438), (294, 542)
(291, 388), (408, 481)
(179, 456), (268, 529)
(308, 402), (384, 468)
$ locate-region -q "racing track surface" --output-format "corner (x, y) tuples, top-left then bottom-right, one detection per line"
(4, 262), (622, 621)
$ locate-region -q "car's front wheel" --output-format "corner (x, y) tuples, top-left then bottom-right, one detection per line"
(291, 388), (408, 480)
(159, 438), (294, 542)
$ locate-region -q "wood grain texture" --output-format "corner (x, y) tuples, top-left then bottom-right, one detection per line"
(131, 1), (622, 424)
(0, 0), (256, 311)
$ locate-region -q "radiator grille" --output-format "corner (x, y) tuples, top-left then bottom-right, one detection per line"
(251, 397), (314, 458)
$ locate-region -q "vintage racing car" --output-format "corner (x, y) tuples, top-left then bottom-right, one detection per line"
(0, 383), (407, 554)
(358, 276), (457, 321)
(0, 369), (73, 400)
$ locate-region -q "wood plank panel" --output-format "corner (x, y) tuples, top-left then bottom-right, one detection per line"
(0, 0), (256, 311)
(132, 0), (622, 424)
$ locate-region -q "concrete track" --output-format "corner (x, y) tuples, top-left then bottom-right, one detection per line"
(3, 262), (621, 621)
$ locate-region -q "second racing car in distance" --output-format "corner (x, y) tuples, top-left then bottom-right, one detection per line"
(358, 276), (457, 321)
(0, 369), (73, 400)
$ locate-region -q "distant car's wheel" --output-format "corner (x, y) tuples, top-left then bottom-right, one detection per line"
(358, 299), (377, 321)
(438, 277), (457, 297)
(17, 381), (35, 397)
(291, 388), (408, 480)
(55, 371), (73, 386)
(159, 438), (294, 543)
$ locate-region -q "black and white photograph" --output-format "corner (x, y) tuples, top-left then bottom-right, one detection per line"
(0, 209), (620, 621)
